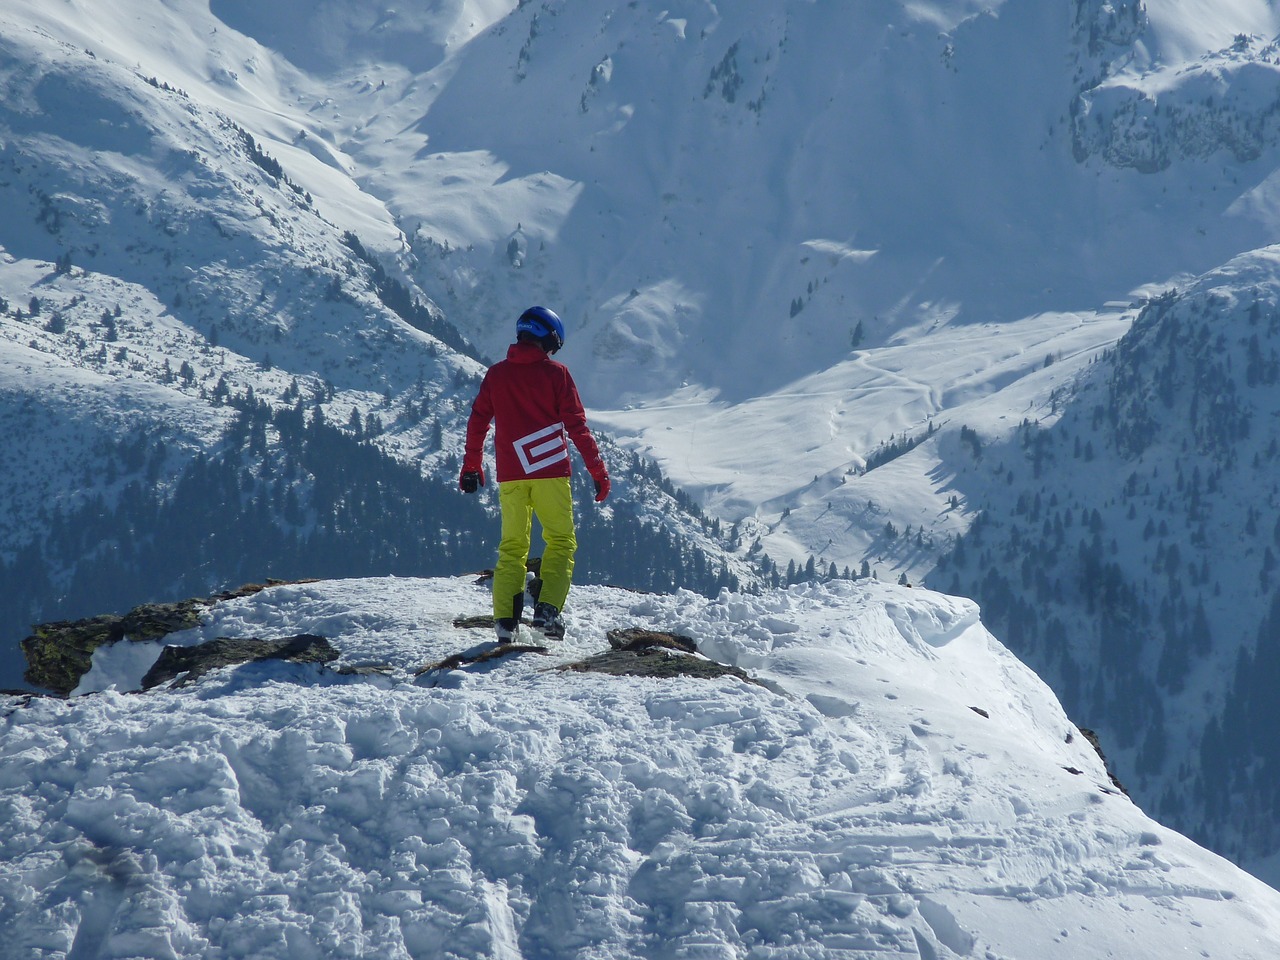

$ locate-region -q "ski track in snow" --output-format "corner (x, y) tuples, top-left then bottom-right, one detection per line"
(4, 576), (1280, 959)
(592, 308), (1135, 578)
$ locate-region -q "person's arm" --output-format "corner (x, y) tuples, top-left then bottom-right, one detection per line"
(460, 375), (494, 490)
(560, 372), (610, 501)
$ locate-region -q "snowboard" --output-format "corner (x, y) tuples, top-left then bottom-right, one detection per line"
(412, 614), (549, 677)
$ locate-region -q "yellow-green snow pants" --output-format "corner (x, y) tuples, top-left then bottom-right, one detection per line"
(494, 477), (576, 620)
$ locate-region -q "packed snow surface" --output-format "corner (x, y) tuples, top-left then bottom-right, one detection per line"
(4, 576), (1280, 958)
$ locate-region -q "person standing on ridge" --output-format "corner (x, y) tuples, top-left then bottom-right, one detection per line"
(460, 306), (610, 641)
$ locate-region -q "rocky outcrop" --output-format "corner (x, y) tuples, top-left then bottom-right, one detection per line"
(141, 634), (338, 690)
(605, 627), (699, 654)
(22, 600), (204, 696)
(1071, 33), (1280, 172)
(560, 628), (762, 684)
(20, 580), (317, 695)
(1077, 726), (1130, 797)
(415, 641), (550, 676)
(441, 620), (761, 684)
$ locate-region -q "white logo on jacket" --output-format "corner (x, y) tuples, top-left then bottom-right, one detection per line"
(513, 423), (569, 474)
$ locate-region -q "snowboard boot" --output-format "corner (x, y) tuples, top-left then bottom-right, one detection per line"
(495, 591), (525, 642)
(531, 601), (565, 641)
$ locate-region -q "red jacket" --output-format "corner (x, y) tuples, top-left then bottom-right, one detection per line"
(464, 342), (607, 484)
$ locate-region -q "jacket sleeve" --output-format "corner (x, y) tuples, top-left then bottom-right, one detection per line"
(462, 374), (494, 473)
(560, 370), (607, 480)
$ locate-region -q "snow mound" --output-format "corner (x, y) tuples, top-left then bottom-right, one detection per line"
(4, 576), (1280, 958)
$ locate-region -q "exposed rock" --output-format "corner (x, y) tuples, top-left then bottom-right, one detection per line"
(22, 600), (204, 696)
(141, 634), (338, 690)
(564, 629), (759, 684)
(20, 579), (320, 696)
(559, 646), (760, 683)
(606, 627), (697, 654)
(1078, 726), (1130, 797)
(443, 620), (749, 683)
(212, 580), (320, 602)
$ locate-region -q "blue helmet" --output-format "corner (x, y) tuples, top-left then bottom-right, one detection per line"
(516, 306), (565, 353)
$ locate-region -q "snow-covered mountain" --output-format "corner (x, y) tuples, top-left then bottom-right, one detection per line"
(5, 0), (1280, 898)
(933, 247), (1280, 884)
(6, 575), (1280, 959)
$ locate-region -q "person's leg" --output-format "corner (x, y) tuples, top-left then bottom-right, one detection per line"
(530, 476), (576, 611)
(494, 481), (534, 622)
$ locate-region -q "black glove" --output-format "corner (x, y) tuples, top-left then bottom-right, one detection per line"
(460, 470), (483, 494)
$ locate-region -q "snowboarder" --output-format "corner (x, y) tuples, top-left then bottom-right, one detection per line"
(460, 306), (610, 641)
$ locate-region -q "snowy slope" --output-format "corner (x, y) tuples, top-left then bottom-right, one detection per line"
(928, 244), (1280, 886)
(4, 576), (1280, 959)
(593, 306), (1137, 581)
(0, 4), (480, 553)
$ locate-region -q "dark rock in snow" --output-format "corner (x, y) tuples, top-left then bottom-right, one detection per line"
(564, 629), (760, 684)
(559, 646), (759, 683)
(22, 600), (204, 696)
(606, 627), (698, 654)
(141, 634), (338, 690)
(1078, 726), (1130, 797)
(20, 580), (319, 695)
(416, 642), (550, 677)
